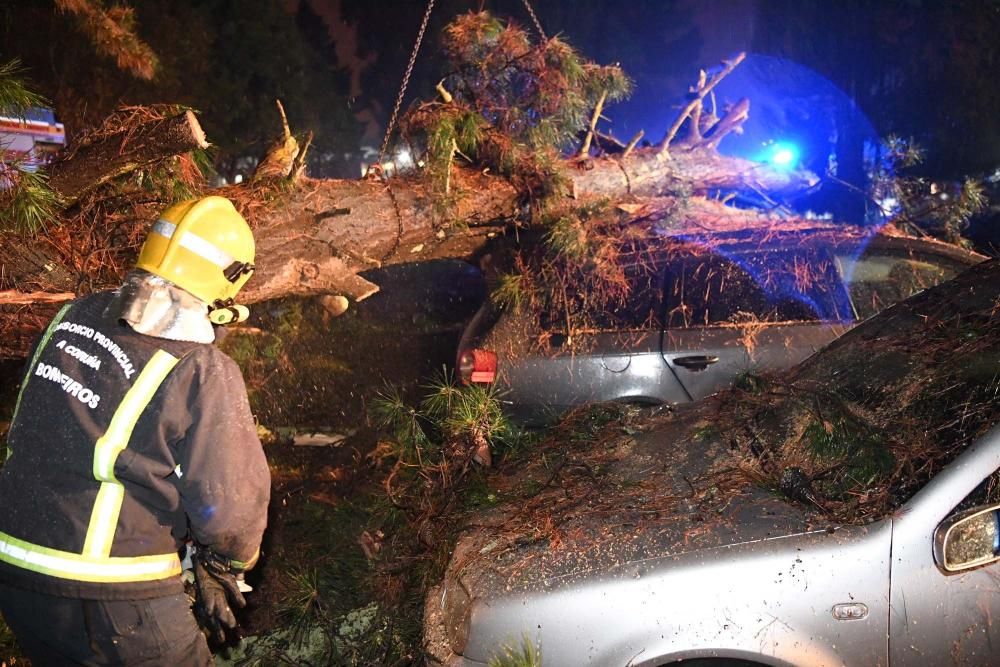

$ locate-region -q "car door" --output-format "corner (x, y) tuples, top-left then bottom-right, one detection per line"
(888, 428), (1000, 666)
(661, 243), (851, 401)
(489, 257), (693, 418)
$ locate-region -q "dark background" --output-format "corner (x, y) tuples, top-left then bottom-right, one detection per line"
(3, 1), (999, 187)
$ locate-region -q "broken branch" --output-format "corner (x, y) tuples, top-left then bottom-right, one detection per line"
(0, 290), (75, 305)
(658, 52), (746, 155)
(687, 69), (708, 143)
(623, 130), (645, 159)
(579, 90), (608, 157)
(698, 98), (750, 150)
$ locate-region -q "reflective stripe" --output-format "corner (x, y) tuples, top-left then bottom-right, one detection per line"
(0, 530), (181, 583)
(83, 483), (125, 559)
(6, 303), (72, 460)
(84, 350), (179, 558)
(230, 547), (261, 572)
(92, 350), (179, 483)
(151, 219), (234, 269)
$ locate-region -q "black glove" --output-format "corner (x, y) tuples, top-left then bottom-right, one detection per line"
(192, 548), (246, 644)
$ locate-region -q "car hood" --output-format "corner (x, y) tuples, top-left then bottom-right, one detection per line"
(447, 402), (825, 597)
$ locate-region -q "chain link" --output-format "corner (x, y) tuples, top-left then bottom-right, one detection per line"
(521, 0), (546, 41)
(374, 0), (436, 172)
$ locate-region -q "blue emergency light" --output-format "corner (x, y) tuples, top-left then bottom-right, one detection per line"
(764, 142), (800, 170)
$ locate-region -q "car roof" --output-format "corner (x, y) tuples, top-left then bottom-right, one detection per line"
(624, 221), (984, 264)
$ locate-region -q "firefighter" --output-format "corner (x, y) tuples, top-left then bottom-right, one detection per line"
(0, 196), (271, 665)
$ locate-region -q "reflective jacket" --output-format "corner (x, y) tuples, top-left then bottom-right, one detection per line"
(0, 291), (270, 600)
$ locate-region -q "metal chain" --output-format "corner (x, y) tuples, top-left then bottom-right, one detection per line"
(374, 0), (436, 172)
(380, 181), (405, 262)
(521, 0), (547, 41)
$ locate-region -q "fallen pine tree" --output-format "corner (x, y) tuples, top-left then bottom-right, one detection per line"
(0, 11), (984, 359)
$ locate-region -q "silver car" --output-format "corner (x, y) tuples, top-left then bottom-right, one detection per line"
(457, 228), (982, 421)
(424, 422), (1000, 666)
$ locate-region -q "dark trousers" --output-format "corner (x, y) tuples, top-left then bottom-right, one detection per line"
(0, 582), (212, 666)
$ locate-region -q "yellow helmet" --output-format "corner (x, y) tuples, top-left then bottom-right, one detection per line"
(136, 196), (255, 324)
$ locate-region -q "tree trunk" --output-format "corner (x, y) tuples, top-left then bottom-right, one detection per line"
(239, 147), (815, 303)
(237, 166), (520, 303)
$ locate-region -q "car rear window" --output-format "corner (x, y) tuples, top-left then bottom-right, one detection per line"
(536, 238), (965, 334)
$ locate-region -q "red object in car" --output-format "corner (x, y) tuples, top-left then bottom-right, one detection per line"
(458, 348), (497, 384)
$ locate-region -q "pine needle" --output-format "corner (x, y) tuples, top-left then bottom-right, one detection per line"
(55, 0), (159, 80)
(0, 59), (47, 116)
(0, 167), (62, 235)
(489, 637), (541, 667)
(493, 273), (527, 311)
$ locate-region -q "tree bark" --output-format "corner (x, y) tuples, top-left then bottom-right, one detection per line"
(0, 234), (77, 293)
(48, 110), (208, 204)
(237, 166), (521, 303)
(568, 147), (816, 199)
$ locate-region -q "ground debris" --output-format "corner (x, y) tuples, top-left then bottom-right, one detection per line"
(292, 430), (350, 447)
(359, 530), (384, 560)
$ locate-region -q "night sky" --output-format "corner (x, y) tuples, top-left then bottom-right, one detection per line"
(3, 1), (997, 186)
(317, 0), (1000, 179)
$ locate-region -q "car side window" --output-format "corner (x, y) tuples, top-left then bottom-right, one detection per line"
(834, 248), (964, 321)
(663, 248), (852, 328)
(539, 257), (663, 333)
(599, 260), (663, 331)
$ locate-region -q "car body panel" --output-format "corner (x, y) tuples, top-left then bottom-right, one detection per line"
(487, 322), (848, 422)
(459, 524), (891, 667)
(664, 322), (847, 401)
(494, 331), (687, 417)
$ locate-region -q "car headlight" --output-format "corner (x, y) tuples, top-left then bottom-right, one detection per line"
(442, 580), (472, 654)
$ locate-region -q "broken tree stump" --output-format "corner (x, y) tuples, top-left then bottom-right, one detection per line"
(48, 110), (208, 205)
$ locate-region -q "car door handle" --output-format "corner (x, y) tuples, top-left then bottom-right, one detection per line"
(672, 355), (719, 371)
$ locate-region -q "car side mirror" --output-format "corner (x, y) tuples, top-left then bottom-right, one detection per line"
(934, 503), (1000, 573)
